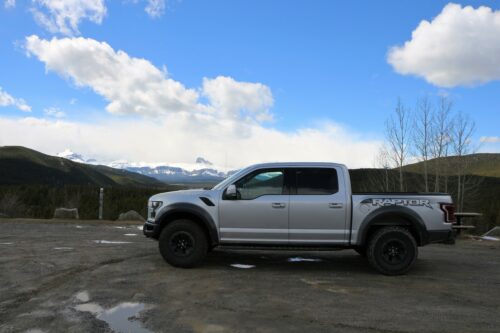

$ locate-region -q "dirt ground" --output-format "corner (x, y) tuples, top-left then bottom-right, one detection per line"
(0, 219), (499, 333)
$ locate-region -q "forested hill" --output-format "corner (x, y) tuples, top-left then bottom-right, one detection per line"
(0, 146), (164, 187)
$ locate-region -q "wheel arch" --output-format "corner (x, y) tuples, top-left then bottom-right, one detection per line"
(357, 206), (428, 246)
(155, 203), (219, 246)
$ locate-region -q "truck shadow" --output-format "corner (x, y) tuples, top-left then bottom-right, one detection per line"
(202, 248), (377, 274)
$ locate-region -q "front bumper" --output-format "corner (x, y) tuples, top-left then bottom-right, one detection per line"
(143, 220), (161, 239)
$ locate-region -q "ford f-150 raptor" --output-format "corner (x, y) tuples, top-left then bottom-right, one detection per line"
(143, 162), (456, 275)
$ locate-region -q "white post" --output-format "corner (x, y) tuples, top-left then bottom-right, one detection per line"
(98, 188), (104, 220)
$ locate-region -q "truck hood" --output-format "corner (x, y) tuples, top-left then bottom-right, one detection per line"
(149, 189), (211, 202)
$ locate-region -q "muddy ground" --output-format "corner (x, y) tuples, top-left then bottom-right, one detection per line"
(0, 219), (499, 333)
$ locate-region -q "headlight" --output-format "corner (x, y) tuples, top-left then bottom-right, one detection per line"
(150, 201), (163, 219)
(151, 201), (163, 209)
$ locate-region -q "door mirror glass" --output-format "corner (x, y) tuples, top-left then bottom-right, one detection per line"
(225, 184), (238, 200)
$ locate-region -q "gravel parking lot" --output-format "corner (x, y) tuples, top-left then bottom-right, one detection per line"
(1, 219), (499, 333)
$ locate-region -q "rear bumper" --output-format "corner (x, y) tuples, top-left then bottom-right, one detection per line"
(143, 220), (160, 239)
(427, 229), (454, 244)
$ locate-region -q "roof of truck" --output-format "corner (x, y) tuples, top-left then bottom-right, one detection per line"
(247, 162), (347, 169)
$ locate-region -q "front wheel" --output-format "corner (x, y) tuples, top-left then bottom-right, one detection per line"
(159, 220), (208, 268)
(366, 226), (418, 275)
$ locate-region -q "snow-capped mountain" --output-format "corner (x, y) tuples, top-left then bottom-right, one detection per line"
(56, 150), (234, 184)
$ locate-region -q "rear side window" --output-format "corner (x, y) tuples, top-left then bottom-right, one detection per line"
(295, 168), (338, 195)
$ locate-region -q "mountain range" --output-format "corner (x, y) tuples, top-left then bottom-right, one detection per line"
(57, 149), (234, 184)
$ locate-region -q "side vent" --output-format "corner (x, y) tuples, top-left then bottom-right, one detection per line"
(200, 197), (215, 207)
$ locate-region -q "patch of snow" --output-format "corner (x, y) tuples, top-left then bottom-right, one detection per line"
(230, 264), (255, 269)
(137, 226), (143, 230)
(75, 291), (90, 303)
(75, 225), (83, 229)
(480, 236), (499, 241)
(287, 257), (322, 262)
(124, 234), (138, 236)
(114, 226), (126, 229)
(75, 302), (103, 315)
(0, 242), (13, 245)
(93, 240), (131, 244)
(54, 247), (73, 250)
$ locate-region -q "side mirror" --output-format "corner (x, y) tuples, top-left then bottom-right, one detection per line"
(225, 184), (238, 200)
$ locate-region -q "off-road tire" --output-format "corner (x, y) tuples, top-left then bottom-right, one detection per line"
(366, 226), (418, 275)
(159, 219), (208, 268)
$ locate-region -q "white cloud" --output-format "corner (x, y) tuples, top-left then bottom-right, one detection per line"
(480, 136), (500, 143)
(0, 115), (381, 169)
(25, 35), (275, 123)
(4, 0), (15, 9)
(25, 35), (199, 117)
(31, 0), (106, 36)
(388, 3), (500, 87)
(44, 107), (66, 118)
(202, 76), (274, 122)
(145, 0), (165, 18)
(0, 87), (31, 112)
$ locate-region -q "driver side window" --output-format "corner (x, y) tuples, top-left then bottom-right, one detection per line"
(235, 169), (284, 200)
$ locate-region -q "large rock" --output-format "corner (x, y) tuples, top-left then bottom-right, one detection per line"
(54, 208), (79, 219)
(117, 210), (145, 222)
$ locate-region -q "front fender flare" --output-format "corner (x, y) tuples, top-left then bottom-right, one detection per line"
(155, 203), (219, 246)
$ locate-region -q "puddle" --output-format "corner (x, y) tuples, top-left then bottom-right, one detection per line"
(75, 302), (151, 333)
(230, 264), (255, 269)
(54, 247), (73, 250)
(0, 242), (14, 245)
(287, 257), (322, 262)
(93, 240), (132, 244)
(124, 233), (138, 236)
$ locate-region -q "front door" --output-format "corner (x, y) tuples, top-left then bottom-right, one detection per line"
(218, 168), (289, 244)
(288, 167), (347, 244)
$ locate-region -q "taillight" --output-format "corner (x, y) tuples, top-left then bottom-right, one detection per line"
(440, 203), (456, 223)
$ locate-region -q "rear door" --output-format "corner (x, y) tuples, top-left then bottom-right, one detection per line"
(288, 167), (348, 244)
(218, 168), (289, 244)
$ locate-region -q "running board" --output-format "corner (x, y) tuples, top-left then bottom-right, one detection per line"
(217, 244), (348, 251)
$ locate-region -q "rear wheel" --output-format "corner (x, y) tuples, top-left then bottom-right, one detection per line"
(159, 219), (208, 268)
(366, 226), (418, 275)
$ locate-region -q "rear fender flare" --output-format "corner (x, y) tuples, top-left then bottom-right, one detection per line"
(357, 206), (428, 246)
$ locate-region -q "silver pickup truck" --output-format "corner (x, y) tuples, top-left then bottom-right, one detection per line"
(143, 162), (456, 275)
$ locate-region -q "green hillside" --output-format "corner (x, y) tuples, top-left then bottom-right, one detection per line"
(0, 146), (163, 187)
(403, 153), (500, 178)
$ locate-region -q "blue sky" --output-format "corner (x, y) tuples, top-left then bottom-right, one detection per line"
(0, 1), (499, 167)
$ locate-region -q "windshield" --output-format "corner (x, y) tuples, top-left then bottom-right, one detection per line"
(212, 166), (252, 190)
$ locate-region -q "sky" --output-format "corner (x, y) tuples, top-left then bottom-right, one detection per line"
(0, 0), (499, 168)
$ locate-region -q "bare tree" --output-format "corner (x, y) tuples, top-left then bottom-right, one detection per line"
(386, 99), (411, 191)
(413, 96), (433, 192)
(374, 144), (392, 192)
(451, 111), (476, 210)
(430, 97), (453, 192)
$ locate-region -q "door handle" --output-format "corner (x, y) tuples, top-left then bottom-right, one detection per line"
(328, 202), (343, 209)
(272, 202), (286, 208)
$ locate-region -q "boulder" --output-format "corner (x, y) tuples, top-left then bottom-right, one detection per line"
(54, 208), (79, 219)
(117, 210), (145, 222)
